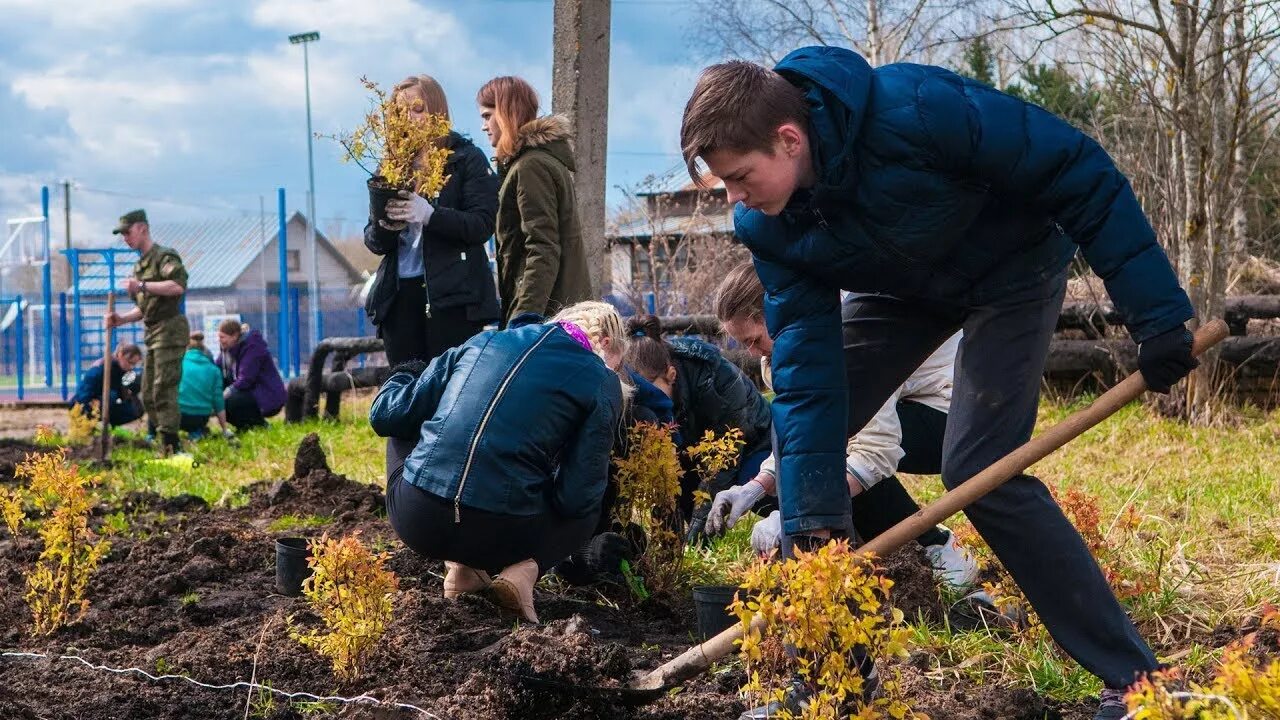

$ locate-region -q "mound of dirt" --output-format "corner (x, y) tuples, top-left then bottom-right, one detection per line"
(0, 439), (39, 484)
(880, 544), (947, 624)
(292, 432), (330, 479)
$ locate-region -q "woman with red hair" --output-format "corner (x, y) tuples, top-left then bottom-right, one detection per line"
(477, 76), (591, 326)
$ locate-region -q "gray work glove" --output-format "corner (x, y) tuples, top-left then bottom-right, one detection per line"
(385, 190), (434, 225)
(706, 479), (767, 536)
(750, 510), (783, 556)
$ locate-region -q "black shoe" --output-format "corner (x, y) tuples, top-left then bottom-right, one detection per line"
(1093, 688), (1128, 720)
(553, 532), (636, 586)
(161, 431), (181, 455)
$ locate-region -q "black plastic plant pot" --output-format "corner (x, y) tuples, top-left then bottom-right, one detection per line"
(367, 177), (401, 223)
(692, 584), (744, 640)
(275, 537), (313, 596)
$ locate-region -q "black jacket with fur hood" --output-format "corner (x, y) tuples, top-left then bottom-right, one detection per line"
(494, 115), (591, 326)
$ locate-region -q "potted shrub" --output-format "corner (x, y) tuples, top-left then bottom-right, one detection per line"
(326, 77), (453, 223)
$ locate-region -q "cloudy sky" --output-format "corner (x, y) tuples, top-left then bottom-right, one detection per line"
(0, 0), (708, 249)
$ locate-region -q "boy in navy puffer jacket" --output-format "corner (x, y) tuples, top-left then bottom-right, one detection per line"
(679, 47), (1197, 720)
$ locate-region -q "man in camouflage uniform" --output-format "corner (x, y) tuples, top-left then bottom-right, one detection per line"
(105, 209), (189, 454)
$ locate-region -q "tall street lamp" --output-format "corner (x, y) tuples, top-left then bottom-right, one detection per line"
(288, 30), (321, 356)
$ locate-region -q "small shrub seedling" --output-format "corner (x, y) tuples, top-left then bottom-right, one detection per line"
(686, 427), (745, 507)
(290, 532), (399, 681)
(1126, 638), (1280, 718)
(66, 402), (98, 446)
(612, 422), (684, 597)
(324, 77), (452, 198)
(734, 540), (921, 720)
(11, 446), (110, 635)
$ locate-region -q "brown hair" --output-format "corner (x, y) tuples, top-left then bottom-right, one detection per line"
(714, 261), (765, 322)
(680, 61), (808, 187)
(393, 74), (452, 155)
(477, 76), (540, 161)
(218, 319), (243, 337)
(188, 333), (205, 350)
(393, 74), (451, 122)
(623, 314), (673, 381)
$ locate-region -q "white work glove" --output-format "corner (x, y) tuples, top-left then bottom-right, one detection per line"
(385, 190), (434, 225)
(750, 510), (783, 556)
(705, 479), (767, 536)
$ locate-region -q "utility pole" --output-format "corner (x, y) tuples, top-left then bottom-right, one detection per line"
(288, 30), (321, 357)
(63, 181), (71, 250)
(552, 0), (611, 298)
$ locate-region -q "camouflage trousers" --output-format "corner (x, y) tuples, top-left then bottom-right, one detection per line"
(142, 315), (189, 436)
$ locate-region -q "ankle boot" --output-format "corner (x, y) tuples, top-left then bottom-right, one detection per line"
(443, 562), (491, 600)
(488, 558), (539, 623)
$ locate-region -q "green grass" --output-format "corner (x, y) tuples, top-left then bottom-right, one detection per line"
(100, 393), (383, 506)
(267, 513), (333, 533)
(18, 392), (1277, 707)
(893, 397), (1280, 701)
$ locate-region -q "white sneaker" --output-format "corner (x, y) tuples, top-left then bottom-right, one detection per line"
(923, 528), (980, 591)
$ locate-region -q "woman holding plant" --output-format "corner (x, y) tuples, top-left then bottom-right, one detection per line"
(477, 76), (592, 327)
(361, 75), (501, 365)
(370, 302), (628, 623)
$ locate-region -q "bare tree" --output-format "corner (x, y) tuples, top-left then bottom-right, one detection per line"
(1003, 0), (1280, 419)
(608, 176), (750, 316)
(688, 0), (979, 65)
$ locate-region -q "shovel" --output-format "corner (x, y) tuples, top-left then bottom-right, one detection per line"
(618, 318), (1229, 699)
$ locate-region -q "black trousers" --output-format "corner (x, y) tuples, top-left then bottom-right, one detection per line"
(180, 413), (210, 434)
(378, 276), (484, 367)
(847, 400), (950, 547)
(837, 273), (1156, 688)
(384, 437), (597, 574)
(225, 390), (270, 430)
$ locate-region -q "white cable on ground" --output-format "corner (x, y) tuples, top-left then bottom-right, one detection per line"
(1120, 690), (1242, 720)
(2, 650), (445, 719)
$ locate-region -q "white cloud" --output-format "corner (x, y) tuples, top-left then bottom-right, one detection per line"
(0, 0), (198, 29)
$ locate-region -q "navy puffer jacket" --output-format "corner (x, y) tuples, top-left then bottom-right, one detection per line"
(369, 317), (623, 519)
(735, 46), (1193, 534)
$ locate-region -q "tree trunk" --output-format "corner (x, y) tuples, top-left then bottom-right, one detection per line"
(866, 0), (882, 65)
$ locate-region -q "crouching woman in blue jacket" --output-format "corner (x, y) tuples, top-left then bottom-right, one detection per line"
(370, 308), (624, 623)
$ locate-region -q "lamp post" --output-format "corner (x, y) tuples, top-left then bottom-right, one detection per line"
(288, 30), (321, 358)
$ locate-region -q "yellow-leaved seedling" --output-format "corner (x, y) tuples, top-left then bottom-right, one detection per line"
(326, 77), (452, 198)
(612, 422), (684, 596)
(686, 427), (745, 507)
(66, 402), (98, 445)
(14, 447), (110, 635)
(1126, 637), (1279, 719)
(290, 533), (398, 681)
(734, 540), (922, 720)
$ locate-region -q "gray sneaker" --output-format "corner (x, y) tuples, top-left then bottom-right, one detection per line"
(1093, 688), (1129, 720)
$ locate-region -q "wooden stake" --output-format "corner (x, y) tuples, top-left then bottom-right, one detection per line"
(100, 293), (114, 462)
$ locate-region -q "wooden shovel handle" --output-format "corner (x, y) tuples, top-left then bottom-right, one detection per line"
(635, 319), (1229, 691)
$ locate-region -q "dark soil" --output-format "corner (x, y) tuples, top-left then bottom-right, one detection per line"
(0, 436), (1159, 720)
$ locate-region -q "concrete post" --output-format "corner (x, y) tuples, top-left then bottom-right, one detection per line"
(552, 0), (611, 298)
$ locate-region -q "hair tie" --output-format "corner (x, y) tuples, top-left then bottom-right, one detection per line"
(632, 328), (647, 338)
